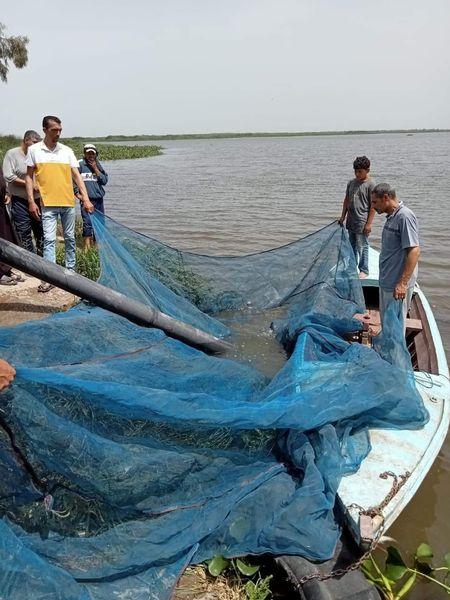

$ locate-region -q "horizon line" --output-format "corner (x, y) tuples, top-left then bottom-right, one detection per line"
(78, 128), (450, 141)
(2, 128), (450, 141)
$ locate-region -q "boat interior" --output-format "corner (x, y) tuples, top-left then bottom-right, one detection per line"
(351, 286), (439, 375)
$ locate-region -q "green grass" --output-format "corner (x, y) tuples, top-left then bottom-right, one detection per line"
(0, 135), (17, 162)
(55, 217), (101, 280)
(0, 135), (161, 162)
(244, 576), (272, 600)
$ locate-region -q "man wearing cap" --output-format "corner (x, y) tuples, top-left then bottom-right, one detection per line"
(2, 130), (44, 255)
(25, 116), (94, 291)
(370, 183), (420, 327)
(76, 144), (108, 248)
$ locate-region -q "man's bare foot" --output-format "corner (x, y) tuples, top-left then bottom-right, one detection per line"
(359, 272), (368, 279)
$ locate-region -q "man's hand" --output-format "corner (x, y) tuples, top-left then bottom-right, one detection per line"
(4, 194), (11, 205)
(338, 217), (345, 226)
(394, 280), (408, 300)
(87, 156), (100, 174)
(28, 201), (41, 220)
(83, 199), (95, 213)
(363, 223), (372, 235)
(0, 359), (15, 391)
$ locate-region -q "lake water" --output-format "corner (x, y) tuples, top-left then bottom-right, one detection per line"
(103, 133), (450, 595)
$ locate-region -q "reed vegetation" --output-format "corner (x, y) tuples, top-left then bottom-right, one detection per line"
(0, 135), (161, 162)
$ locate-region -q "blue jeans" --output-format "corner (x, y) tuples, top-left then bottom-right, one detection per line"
(42, 207), (76, 269)
(348, 231), (369, 275)
(81, 197), (104, 237)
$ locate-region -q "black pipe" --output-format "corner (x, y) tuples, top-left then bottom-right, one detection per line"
(0, 238), (230, 354)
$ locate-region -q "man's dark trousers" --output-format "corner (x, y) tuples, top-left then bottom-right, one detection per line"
(11, 196), (43, 255)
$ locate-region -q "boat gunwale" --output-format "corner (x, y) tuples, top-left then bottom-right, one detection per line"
(340, 247), (450, 543)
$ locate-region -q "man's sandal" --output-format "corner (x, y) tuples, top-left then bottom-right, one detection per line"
(37, 282), (54, 293)
(0, 276), (17, 286)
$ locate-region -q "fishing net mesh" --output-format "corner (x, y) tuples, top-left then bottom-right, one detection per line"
(0, 215), (428, 599)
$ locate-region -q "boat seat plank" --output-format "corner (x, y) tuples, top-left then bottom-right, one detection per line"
(405, 318), (423, 332)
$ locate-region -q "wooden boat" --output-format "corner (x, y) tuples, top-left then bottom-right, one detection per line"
(277, 248), (449, 599)
(338, 247), (450, 545)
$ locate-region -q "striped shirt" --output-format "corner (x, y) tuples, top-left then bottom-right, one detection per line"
(25, 141), (78, 207)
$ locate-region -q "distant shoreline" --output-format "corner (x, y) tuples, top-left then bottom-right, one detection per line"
(79, 128), (450, 142)
(2, 129), (448, 162)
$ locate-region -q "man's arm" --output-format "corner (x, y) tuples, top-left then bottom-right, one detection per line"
(85, 157), (108, 186)
(2, 151), (23, 186)
(2, 151), (37, 190)
(394, 246), (420, 300)
(363, 207), (376, 235)
(0, 359), (15, 391)
(71, 168), (94, 213)
(25, 166), (41, 220)
(96, 164), (108, 186)
(339, 195), (349, 225)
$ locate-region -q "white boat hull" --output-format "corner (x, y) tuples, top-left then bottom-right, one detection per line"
(337, 248), (450, 542)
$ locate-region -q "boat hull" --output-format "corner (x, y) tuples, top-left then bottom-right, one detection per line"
(337, 247), (450, 543)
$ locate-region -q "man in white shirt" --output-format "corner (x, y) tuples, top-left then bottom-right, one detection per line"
(25, 116), (93, 291)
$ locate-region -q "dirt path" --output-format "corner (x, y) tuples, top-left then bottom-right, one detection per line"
(0, 270), (78, 326)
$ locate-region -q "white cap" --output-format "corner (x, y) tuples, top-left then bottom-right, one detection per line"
(83, 143), (97, 153)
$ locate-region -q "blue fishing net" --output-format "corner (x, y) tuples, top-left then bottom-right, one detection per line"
(0, 216), (428, 599)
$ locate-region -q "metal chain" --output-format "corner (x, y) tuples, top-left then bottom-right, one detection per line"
(296, 470), (411, 586)
(376, 471), (411, 514)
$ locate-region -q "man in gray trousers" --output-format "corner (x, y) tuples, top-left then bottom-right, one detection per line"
(370, 183), (420, 327)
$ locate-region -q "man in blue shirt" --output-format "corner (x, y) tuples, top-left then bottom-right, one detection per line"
(371, 183), (420, 327)
(77, 144), (108, 248)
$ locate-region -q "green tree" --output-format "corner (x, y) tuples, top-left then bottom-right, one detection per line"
(0, 22), (29, 83)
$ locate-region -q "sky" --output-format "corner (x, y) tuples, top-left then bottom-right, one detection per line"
(1, 0), (450, 137)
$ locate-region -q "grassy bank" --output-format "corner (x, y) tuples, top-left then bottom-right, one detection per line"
(0, 135), (162, 162)
(56, 218), (101, 281)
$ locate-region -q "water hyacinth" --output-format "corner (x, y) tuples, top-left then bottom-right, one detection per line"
(0, 135), (162, 162)
(67, 140), (162, 160)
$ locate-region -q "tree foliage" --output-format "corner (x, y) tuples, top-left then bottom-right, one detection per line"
(0, 22), (29, 83)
